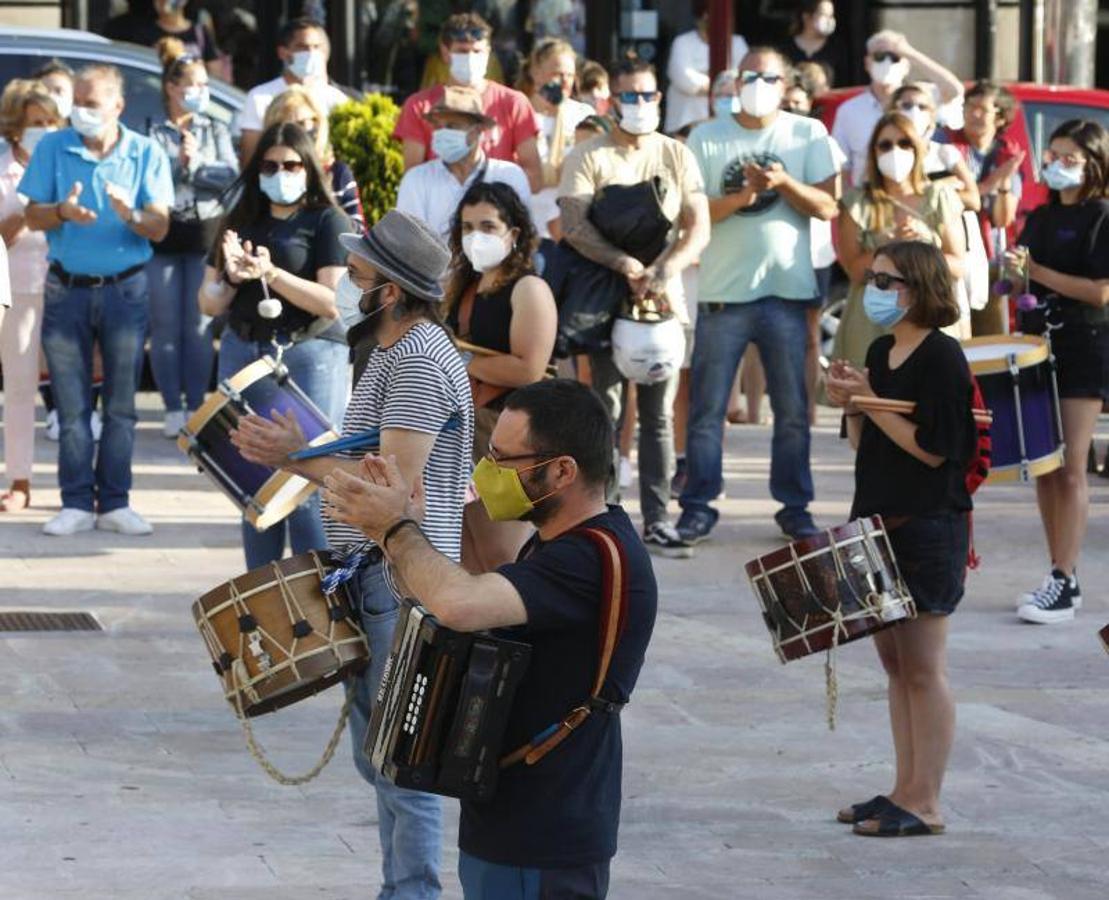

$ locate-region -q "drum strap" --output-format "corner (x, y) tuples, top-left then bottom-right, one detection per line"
(499, 526), (629, 769)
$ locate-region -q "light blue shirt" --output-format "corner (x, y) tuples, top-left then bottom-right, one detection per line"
(18, 124), (173, 276)
(688, 112), (838, 304)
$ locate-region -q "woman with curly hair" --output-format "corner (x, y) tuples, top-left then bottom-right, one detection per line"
(444, 180), (557, 571)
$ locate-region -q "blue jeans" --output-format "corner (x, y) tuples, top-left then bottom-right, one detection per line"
(458, 851), (610, 900)
(346, 561), (443, 900)
(146, 252), (213, 412)
(218, 330), (349, 569)
(41, 269), (149, 513)
(680, 299), (813, 515)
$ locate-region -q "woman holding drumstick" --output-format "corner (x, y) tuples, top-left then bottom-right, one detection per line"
(826, 239), (976, 839)
(444, 180), (557, 572)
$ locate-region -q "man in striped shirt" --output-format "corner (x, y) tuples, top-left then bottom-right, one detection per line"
(231, 209), (473, 899)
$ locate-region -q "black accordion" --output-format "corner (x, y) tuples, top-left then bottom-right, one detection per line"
(364, 601), (531, 801)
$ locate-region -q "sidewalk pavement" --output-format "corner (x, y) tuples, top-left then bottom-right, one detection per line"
(1, 397), (1107, 900)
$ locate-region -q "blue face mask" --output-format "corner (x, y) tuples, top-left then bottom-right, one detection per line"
(259, 170), (307, 206)
(182, 86), (210, 115)
(287, 49), (325, 81)
(863, 284), (908, 328)
(713, 96), (740, 119)
(1042, 159), (1084, 192)
(431, 127), (473, 164)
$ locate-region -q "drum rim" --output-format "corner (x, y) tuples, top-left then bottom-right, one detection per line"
(961, 334), (1049, 375)
(177, 357), (278, 448)
(986, 450), (1065, 483)
(743, 515), (885, 576)
(193, 549), (338, 614)
(248, 427), (339, 531)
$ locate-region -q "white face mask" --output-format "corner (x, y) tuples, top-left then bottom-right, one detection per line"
(288, 49), (326, 80)
(877, 147), (917, 183)
(462, 231), (511, 273)
(70, 105), (107, 139)
(617, 100), (660, 136)
(51, 90), (73, 120)
(870, 59), (906, 88)
(335, 272), (390, 329)
(19, 126), (55, 155)
(902, 107), (933, 140)
(739, 80), (781, 119)
(815, 16), (836, 36)
(450, 51), (489, 87)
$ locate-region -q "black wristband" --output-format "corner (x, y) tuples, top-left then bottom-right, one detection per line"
(382, 518), (419, 553)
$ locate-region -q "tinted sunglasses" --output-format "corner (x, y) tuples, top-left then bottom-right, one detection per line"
(739, 70), (784, 85)
(872, 52), (901, 63)
(863, 270), (908, 290)
(445, 27), (488, 42)
(259, 159), (305, 176)
(617, 90), (658, 104)
(876, 137), (915, 153)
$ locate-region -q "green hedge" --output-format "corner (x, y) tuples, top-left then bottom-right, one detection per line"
(330, 93), (405, 227)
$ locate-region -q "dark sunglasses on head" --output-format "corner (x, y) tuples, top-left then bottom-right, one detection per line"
(446, 27), (488, 42)
(872, 52), (901, 64)
(739, 70), (784, 86)
(617, 90), (658, 104)
(863, 270), (908, 290)
(876, 137), (915, 153)
(259, 159), (306, 176)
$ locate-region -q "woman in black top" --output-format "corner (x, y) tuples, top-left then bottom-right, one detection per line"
(781, 0), (852, 89)
(198, 122), (350, 569)
(444, 181), (556, 573)
(106, 1), (223, 78)
(1011, 120), (1109, 623)
(827, 240), (976, 839)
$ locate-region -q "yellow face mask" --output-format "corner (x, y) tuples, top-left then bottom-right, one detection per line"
(472, 454), (561, 522)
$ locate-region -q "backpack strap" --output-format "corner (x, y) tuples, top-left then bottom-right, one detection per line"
(499, 526), (629, 768)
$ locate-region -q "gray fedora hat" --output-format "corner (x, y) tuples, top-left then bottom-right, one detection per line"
(338, 210), (450, 302)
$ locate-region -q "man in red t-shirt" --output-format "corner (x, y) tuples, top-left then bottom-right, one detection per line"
(394, 12), (541, 191)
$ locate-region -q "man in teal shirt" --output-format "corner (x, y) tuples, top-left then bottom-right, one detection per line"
(21, 64), (172, 537)
(677, 47), (840, 544)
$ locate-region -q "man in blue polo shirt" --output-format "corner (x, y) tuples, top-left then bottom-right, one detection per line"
(21, 64), (172, 536)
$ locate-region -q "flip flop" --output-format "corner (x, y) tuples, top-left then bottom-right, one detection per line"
(836, 794), (891, 824)
(853, 802), (945, 837)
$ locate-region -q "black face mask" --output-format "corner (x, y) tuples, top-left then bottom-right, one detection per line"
(539, 81), (564, 107)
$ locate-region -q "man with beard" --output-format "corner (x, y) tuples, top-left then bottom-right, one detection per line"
(322, 378), (658, 900)
(230, 209), (473, 899)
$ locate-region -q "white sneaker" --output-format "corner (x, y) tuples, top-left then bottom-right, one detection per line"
(90, 410), (103, 442)
(619, 456), (633, 490)
(163, 410), (187, 439)
(96, 507), (153, 535)
(44, 410), (60, 441)
(43, 507), (95, 536)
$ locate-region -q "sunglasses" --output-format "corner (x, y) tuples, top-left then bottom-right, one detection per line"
(739, 70), (784, 86)
(864, 270), (908, 290)
(617, 90), (658, 104)
(872, 52), (901, 64)
(446, 27), (488, 42)
(259, 159), (305, 176)
(876, 137), (915, 153)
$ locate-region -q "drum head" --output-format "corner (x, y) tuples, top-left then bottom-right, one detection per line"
(961, 335), (1049, 374)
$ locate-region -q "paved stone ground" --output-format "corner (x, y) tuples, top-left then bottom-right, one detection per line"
(2, 397), (1108, 900)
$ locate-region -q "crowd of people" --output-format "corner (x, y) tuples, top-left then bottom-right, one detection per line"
(1, 4), (1108, 898)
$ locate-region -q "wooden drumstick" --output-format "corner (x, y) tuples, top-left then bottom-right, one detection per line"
(851, 395), (993, 427)
(454, 338), (501, 358)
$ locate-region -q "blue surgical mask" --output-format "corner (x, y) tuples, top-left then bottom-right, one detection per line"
(862, 284), (908, 328)
(259, 170), (307, 206)
(713, 96), (740, 119)
(1042, 159), (1084, 191)
(335, 272), (389, 329)
(288, 49), (326, 81)
(431, 127), (473, 164)
(182, 86), (210, 114)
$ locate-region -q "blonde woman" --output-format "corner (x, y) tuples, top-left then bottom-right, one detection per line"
(264, 85), (365, 232)
(832, 111), (965, 367)
(0, 79), (63, 511)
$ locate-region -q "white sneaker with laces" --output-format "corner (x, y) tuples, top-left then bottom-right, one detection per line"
(43, 507), (95, 536)
(96, 507), (153, 536)
(163, 410), (187, 439)
(1016, 569), (1082, 610)
(44, 410), (60, 441)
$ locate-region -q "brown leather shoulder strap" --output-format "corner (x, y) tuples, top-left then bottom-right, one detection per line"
(458, 281), (479, 339)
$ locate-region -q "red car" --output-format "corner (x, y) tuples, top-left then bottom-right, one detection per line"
(815, 82), (1109, 231)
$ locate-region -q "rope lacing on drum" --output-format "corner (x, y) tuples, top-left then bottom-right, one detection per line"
(823, 530), (852, 732)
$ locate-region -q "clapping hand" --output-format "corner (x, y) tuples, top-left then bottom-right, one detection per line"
(323, 454), (422, 545)
(229, 410), (306, 467)
(104, 183), (133, 222)
(58, 182), (97, 225)
(179, 129), (198, 169)
(825, 360), (874, 409)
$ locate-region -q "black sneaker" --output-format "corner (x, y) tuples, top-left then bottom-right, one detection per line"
(670, 457), (687, 500)
(774, 508), (820, 541)
(1015, 568), (1083, 610)
(643, 521), (694, 559)
(1017, 571), (1079, 624)
(676, 508), (718, 544)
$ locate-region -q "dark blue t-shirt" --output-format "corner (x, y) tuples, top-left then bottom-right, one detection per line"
(458, 505), (658, 868)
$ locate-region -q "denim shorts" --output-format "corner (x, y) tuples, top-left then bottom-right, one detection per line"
(887, 512), (970, 616)
(1051, 321), (1109, 402)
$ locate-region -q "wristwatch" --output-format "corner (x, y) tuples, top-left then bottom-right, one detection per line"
(130, 208), (144, 225)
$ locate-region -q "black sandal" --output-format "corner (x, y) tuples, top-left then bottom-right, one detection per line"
(836, 794), (891, 824)
(852, 802), (945, 837)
